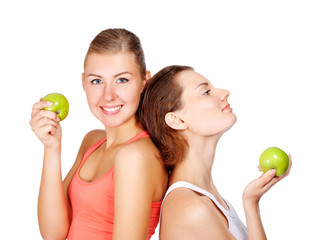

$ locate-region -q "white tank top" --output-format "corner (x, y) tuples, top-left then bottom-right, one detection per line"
(161, 181), (248, 240)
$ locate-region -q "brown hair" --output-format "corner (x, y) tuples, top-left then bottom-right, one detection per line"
(138, 65), (193, 169)
(84, 28), (146, 78)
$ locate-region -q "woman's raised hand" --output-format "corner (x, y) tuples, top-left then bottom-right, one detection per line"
(242, 154), (292, 206)
(30, 100), (62, 149)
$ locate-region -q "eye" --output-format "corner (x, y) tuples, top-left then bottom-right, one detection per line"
(203, 89), (211, 95)
(91, 79), (102, 85)
(116, 78), (129, 83)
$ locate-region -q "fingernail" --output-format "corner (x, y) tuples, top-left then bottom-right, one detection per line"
(47, 101), (53, 106)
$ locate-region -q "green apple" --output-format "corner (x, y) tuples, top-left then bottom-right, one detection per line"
(259, 147), (289, 176)
(42, 93), (69, 121)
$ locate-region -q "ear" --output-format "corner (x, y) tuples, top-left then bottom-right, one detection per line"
(142, 70), (151, 87)
(82, 73), (85, 90)
(165, 112), (187, 130)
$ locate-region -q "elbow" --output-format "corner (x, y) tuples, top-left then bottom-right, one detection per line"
(40, 230), (68, 240)
(39, 222), (69, 240)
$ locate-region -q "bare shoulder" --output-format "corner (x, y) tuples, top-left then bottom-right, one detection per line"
(81, 129), (105, 149)
(114, 135), (160, 169)
(113, 135), (167, 201)
(160, 188), (234, 240)
(162, 188), (213, 223)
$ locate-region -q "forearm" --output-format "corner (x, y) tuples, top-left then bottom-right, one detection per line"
(243, 201), (267, 240)
(38, 147), (70, 240)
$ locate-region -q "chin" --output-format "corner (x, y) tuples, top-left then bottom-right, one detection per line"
(102, 115), (137, 129)
(94, 114), (122, 129)
(103, 122), (122, 129)
(224, 114), (237, 133)
(232, 114), (237, 125)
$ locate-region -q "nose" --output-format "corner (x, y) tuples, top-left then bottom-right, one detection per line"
(103, 84), (117, 101)
(218, 88), (230, 102)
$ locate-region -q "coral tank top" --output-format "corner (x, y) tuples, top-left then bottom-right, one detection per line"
(67, 131), (162, 240)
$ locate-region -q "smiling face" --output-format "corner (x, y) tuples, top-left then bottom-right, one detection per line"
(83, 52), (147, 128)
(174, 70), (237, 137)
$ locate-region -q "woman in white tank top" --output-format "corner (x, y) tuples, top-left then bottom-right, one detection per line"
(139, 65), (292, 240)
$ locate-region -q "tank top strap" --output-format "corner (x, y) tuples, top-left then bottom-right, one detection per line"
(81, 137), (107, 165)
(161, 181), (236, 218)
(125, 130), (150, 144)
(80, 131), (149, 166)
(160, 181), (248, 239)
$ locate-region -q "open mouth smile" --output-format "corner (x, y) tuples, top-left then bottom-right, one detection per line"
(100, 105), (123, 115)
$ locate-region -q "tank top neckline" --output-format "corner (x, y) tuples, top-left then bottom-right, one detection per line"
(76, 131), (150, 186)
(162, 181), (237, 218)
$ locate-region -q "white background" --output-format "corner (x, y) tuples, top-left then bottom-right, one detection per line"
(1, 0), (319, 239)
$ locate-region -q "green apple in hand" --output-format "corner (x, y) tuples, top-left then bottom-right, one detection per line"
(42, 93), (69, 121)
(259, 147), (289, 176)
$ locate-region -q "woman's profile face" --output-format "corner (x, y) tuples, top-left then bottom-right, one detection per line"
(175, 70), (237, 137)
(82, 52), (146, 128)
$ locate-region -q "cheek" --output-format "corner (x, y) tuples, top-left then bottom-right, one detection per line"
(190, 101), (219, 118)
(119, 85), (142, 103)
(186, 102), (223, 130)
(85, 88), (100, 103)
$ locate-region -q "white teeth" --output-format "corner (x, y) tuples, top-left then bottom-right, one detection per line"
(102, 106), (122, 112)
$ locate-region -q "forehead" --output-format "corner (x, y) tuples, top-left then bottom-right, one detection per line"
(84, 52), (139, 74)
(176, 70), (211, 92)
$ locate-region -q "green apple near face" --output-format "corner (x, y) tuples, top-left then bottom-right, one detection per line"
(42, 93), (69, 121)
(259, 147), (289, 176)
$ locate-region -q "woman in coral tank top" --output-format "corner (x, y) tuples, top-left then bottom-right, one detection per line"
(30, 28), (168, 240)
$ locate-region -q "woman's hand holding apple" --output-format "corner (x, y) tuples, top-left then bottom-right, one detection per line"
(241, 155), (291, 240)
(30, 100), (62, 150)
(242, 154), (292, 207)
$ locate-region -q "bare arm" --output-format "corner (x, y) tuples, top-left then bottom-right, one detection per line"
(113, 142), (156, 240)
(30, 100), (69, 239)
(38, 147), (70, 240)
(242, 155), (292, 240)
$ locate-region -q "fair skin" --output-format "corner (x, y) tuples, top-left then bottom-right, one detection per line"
(160, 70), (291, 240)
(30, 52), (168, 240)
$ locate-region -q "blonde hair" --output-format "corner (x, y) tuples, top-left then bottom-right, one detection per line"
(84, 28), (146, 78)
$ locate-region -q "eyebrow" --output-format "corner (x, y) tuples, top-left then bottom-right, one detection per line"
(86, 73), (102, 78)
(114, 71), (132, 78)
(85, 72), (132, 78)
(195, 82), (209, 89)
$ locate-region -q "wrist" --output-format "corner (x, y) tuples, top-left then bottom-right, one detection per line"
(44, 144), (61, 153)
(243, 198), (260, 212)
(43, 146), (62, 168)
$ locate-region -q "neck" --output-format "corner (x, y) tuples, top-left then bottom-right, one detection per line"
(104, 117), (144, 148)
(170, 133), (222, 191)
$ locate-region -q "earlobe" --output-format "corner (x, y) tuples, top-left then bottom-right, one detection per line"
(165, 112), (187, 130)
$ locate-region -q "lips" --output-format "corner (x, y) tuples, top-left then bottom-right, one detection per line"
(222, 104), (232, 111)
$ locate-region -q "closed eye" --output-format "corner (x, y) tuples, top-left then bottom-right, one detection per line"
(203, 89), (211, 95)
